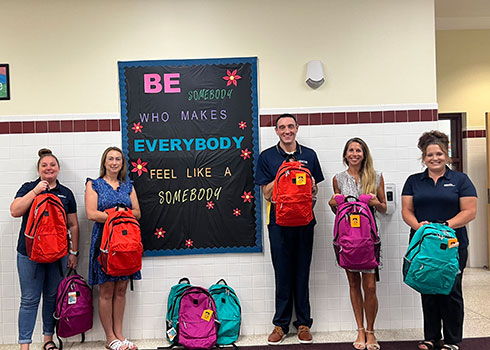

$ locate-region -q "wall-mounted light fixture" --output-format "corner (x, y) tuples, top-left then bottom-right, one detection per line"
(305, 60), (324, 89)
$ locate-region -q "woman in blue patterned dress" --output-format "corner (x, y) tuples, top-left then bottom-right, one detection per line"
(85, 146), (141, 350)
(328, 138), (386, 350)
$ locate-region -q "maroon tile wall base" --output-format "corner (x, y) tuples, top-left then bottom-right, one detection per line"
(463, 130), (486, 138)
(0, 109), (449, 135)
(0, 119), (120, 134)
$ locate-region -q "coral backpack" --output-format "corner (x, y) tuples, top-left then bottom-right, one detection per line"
(25, 193), (68, 263)
(98, 206), (142, 276)
(403, 223), (460, 295)
(177, 286), (218, 350)
(54, 269), (93, 350)
(272, 159), (313, 226)
(209, 279), (241, 345)
(333, 194), (380, 270)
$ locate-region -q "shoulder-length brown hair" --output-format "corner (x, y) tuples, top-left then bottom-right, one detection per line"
(99, 146), (127, 182)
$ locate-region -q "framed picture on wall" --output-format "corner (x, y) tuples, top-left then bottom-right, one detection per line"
(0, 64), (10, 100)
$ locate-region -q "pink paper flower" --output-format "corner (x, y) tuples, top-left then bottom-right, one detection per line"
(233, 208), (241, 217)
(154, 227), (165, 239)
(241, 191), (254, 203)
(238, 121), (247, 130)
(206, 201), (215, 209)
(131, 158), (148, 176)
(185, 239), (194, 248)
(132, 122), (143, 133)
(240, 149), (251, 160)
(222, 69), (242, 87)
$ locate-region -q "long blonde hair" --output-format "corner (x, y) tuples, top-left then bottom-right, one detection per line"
(342, 137), (376, 194)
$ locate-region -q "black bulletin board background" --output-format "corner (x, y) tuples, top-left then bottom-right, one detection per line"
(118, 57), (262, 256)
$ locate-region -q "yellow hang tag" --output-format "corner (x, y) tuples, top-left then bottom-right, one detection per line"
(295, 173), (307, 185)
(350, 215), (360, 228)
(201, 309), (213, 322)
(448, 238), (459, 249)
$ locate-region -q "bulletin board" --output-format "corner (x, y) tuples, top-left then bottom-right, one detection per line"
(118, 57), (261, 255)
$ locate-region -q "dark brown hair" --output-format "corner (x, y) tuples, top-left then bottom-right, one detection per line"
(417, 130), (451, 162)
(99, 146), (127, 181)
(37, 148), (59, 169)
(275, 113), (297, 128)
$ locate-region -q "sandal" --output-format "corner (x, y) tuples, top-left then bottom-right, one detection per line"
(43, 341), (59, 350)
(106, 339), (129, 350)
(123, 339), (138, 350)
(353, 328), (366, 350)
(441, 345), (459, 350)
(366, 330), (380, 350)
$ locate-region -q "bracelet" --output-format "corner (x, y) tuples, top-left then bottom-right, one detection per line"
(32, 189), (38, 195)
(443, 221), (449, 227)
(69, 250), (79, 256)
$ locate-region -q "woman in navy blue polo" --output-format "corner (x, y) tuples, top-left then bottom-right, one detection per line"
(401, 131), (477, 350)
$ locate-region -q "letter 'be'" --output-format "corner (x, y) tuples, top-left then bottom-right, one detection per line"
(144, 73), (181, 93)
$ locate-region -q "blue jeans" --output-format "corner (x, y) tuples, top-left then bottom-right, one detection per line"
(17, 252), (67, 344)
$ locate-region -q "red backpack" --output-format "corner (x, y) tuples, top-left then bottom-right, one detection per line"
(272, 159), (313, 226)
(25, 193), (68, 263)
(98, 206), (143, 276)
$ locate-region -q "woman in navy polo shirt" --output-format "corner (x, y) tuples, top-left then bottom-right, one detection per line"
(402, 131), (477, 350)
(10, 148), (79, 350)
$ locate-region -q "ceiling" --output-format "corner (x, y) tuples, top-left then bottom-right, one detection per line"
(435, 0), (490, 30)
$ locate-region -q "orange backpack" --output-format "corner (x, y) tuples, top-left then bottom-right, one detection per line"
(25, 193), (68, 263)
(98, 207), (143, 276)
(272, 159), (313, 227)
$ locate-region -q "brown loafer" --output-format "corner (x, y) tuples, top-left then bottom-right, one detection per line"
(268, 326), (286, 345)
(298, 325), (313, 344)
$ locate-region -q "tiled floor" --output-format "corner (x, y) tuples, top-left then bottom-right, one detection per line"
(2, 268), (489, 349)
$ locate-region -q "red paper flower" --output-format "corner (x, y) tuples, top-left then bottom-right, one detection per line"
(240, 149), (251, 160)
(206, 201), (215, 210)
(241, 191), (254, 203)
(132, 122), (143, 133)
(185, 239), (194, 248)
(238, 121), (247, 130)
(233, 208), (241, 216)
(154, 227), (165, 239)
(222, 69), (242, 87)
(131, 158), (148, 176)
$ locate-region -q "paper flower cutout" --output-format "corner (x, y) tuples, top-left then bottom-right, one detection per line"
(223, 69), (242, 87)
(241, 191), (254, 203)
(185, 239), (194, 248)
(132, 122), (143, 133)
(240, 149), (251, 160)
(238, 121), (247, 130)
(131, 158), (148, 176)
(206, 201), (215, 209)
(233, 208), (241, 216)
(154, 227), (165, 239)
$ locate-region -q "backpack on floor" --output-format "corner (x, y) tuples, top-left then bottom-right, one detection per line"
(98, 205), (143, 276)
(333, 194), (380, 270)
(25, 192), (68, 263)
(166, 277), (193, 345)
(54, 269), (93, 350)
(272, 158), (313, 226)
(209, 279), (241, 345)
(403, 223), (460, 295)
(178, 286), (218, 349)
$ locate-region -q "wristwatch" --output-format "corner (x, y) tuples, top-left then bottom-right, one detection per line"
(69, 249), (79, 256)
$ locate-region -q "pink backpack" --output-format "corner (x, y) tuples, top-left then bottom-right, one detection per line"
(54, 270), (93, 350)
(178, 286), (218, 349)
(333, 194), (380, 270)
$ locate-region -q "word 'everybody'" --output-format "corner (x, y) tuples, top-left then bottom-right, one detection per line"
(134, 136), (244, 152)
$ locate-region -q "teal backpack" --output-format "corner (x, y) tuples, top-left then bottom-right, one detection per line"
(208, 279), (241, 345)
(403, 223), (460, 295)
(165, 277), (192, 345)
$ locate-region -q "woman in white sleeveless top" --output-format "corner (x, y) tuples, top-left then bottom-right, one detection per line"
(328, 137), (386, 350)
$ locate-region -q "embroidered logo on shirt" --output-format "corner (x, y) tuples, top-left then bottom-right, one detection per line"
(443, 183), (455, 187)
(58, 194), (67, 198)
(299, 160), (308, 165)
